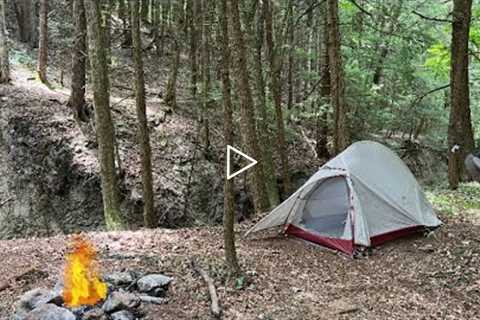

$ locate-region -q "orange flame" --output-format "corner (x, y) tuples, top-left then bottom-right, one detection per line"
(63, 235), (107, 307)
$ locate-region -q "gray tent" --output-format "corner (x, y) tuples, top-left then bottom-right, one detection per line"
(246, 141), (441, 255)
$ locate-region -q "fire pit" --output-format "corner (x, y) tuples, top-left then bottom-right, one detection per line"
(12, 236), (173, 320)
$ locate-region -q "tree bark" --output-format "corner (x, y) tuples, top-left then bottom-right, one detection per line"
(230, 0), (270, 214)
(37, 0), (49, 84)
(188, 0), (199, 98)
(264, 0), (291, 196)
(218, 0), (240, 274)
(200, 0), (211, 153)
(164, 1), (182, 110)
(14, 0), (38, 48)
(316, 1), (330, 159)
(84, 0), (124, 230)
(131, 0), (156, 228)
(68, 0), (88, 121)
(327, 0), (349, 154)
(141, 0), (149, 23)
(448, 0), (475, 189)
(0, 0), (9, 83)
(251, 2), (279, 207)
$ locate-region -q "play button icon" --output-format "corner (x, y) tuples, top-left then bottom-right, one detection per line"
(227, 145), (258, 180)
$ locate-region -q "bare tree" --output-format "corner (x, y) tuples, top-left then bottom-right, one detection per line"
(264, 0), (291, 196)
(131, 0), (156, 227)
(0, 0), (9, 83)
(68, 0), (88, 121)
(218, 0), (240, 274)
(448, 0), (475, 189)
(37, 0), (49, 84)
(327, 0), (349, 154)
(230, 0), (270, 213)
(84, 0), (124, 230)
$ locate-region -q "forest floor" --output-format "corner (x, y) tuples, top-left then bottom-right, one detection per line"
(1, 197), (480, 320)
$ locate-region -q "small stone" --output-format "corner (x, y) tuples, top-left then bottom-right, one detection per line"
(82, 308), (106, 320)
(102, 291), (140, 314)
(103, 272), (135, 287)
(110, 310), (135, 320)
(136, 274), (173, 297)
(23, 304), (76, 320)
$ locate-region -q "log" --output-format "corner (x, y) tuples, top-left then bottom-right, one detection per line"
(192, 262), (222, 318)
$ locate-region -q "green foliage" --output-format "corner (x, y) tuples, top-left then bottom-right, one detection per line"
(426, 183), (480, 216)
(424, 43), (450, 79)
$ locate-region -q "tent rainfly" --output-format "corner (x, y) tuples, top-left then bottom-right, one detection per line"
(245, 141), (442, 255)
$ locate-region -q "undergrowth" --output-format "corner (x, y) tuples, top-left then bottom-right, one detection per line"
(426, 182), (480, 216)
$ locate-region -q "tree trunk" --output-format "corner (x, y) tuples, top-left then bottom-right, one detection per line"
(84, 0), (124, 230)
(121, 0), (132, 47)
(218, 0), (240, 274)
(131, 0), (156, 228)
(327, 0), (348, 154)
(200, 0), (211, 153)
(68, 0), (88, 122)
(0, 0), (9, 83)
(141, 0), (149, 23)
(448, 0), (475, 189)
(37, 0), (49, 84)
(14, 0), (38, 48)
(164, 1), (182, 110)
(188, 0), (199, 98)
(252, 2), (279, 207)
(230, 0), (270, 214)
(264, 0), (291, 196)
(316, 1), (330, 159)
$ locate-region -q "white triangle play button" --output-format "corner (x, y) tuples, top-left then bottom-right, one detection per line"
(227, 145), (258, 180)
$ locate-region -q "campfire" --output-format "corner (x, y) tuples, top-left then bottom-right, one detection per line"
(63, 236), (107, 307)
(13, 235), (173, 319)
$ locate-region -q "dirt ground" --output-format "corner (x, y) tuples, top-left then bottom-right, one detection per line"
(1, 212), (479, 320)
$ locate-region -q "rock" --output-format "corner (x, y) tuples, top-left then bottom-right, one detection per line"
(103, 272), (135, 287)
(136, 274), (173, 297)
(102, 291), (140, 314)
(23, 304), (76, 320)
(14, 288), (63, 319)
(82, 308), (106, 320)
(110, 310), (135, 320)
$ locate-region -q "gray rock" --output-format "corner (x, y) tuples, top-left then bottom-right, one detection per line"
(103, 272), (135, 287)
(14, 288), (63, 319)
(23, 304), (76, 320)
(102, 291), (140, 314)
(136, 274), (173, 297)
(110, 310), (135, 320)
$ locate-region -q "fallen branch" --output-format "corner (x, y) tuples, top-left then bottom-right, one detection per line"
(192, 261), (222, 319)
(138, 295), (169, 305)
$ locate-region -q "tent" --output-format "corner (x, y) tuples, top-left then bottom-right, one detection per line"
(245, 141), (441, 255)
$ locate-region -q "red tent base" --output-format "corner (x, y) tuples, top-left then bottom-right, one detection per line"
(285, 224), (354, 255)
(369, 225), (423, 246)
(285, 224), (426, 255)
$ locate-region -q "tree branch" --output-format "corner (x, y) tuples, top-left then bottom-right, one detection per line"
(413, 84), (450, 105)
(412, 10), (452, 23)
(348, 0), (373, 17)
